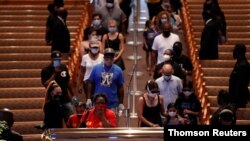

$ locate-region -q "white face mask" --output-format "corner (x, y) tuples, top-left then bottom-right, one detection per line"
(147, 86), (158, 98)
(183, 91), (192, 97)
(168, 111), (176, 117)
(163, 54), (171, 61)
(148, 92), (157, 98)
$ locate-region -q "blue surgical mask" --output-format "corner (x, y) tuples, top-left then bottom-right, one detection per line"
(108, 27), (117, 33)
(164, 75), (172, 81)
(92, 19), (101, 27)
(90, 47), (99, 54)
(53, 59), (61, 67)
(106, 2), (114, 8)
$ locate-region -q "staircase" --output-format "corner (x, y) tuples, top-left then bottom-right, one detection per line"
(0, 0), (88, 140)
(185, 0), (250, 124)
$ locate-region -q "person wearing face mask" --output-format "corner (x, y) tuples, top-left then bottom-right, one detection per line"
(229, 43), (250, 108)
(95, 0), (127, 34)
(175, 81), (202, 125)
(79, 42), (104, 99)
(81, 27), (103, 58)
(163, 103), (183, 125)
(137, 80), (166, 127)
(86, 48), (125, 120)
(80, 93), (117, 128)
(153, 49), (185, 80)
(102, 19), (125, 71)
(43, 81), (65, 128)
(155, 63), (183, 111)
(67, 102), (87, 128)
(152, 23), (180, 65)
(41, 51), (75, 126)
(84, 13), (109, 42)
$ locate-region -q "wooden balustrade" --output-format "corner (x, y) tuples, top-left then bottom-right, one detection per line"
(181, 0), (211, 125)
(67, 2), (90, 86)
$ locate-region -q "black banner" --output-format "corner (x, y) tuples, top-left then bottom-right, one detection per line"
(164, 125), (250, 140)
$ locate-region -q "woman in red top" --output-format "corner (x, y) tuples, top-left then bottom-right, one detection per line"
(80, 93), (117, 128)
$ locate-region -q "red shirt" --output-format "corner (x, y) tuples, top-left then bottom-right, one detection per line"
(80, 108), (117, 128)
(67, 114), (82, 128)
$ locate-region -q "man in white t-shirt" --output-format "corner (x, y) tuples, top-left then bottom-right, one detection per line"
(152, 23), (180, 65)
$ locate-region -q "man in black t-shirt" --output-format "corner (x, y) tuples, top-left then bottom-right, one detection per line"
(41, 51), (74, 123)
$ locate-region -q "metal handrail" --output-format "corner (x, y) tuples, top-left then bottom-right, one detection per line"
(181, 0), (211, 125)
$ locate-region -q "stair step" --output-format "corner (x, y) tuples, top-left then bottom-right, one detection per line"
(0, 46), (50, 53)
(190, 14), (250, 20)
(0, 87), (45, 98)
(12, 121), (44, 134)
(202, 68), (232, 77)
(210, 107), (250, 120)
(0, 97), (44, 109)
(188, 0), (250, 4)
(208, 96), (250, 108)
(0, 53), (51, 61)
(0, 5), (85, 10)
(195, 37), (250, 45)
(189, 9), (250, 14)
(0, 32), (76, 39)
(204, 77), (229, 86)
(188, 4), (250, 9)
(193, 25), (250, 32)
(12, 109), (43, 122)
(0, 26), (77, 32)
(201, 60), (237, 68)
(0, 60), (68, 69)
(194, 32), (250, 39)
(0, 78), (42, 88)
(236, 120), (250, 125)
(0, 69), (41, 78)
(0, 15), (82, 20)
(206, 86), (228, 96)
(192, 20), (250, 26)
(0, 0), (86, 5)
(0, 20), (79, 27)
(0, 10), (83, 15)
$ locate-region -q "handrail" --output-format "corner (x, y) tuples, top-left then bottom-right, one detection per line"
(181, 0), (211, 125)
(67, 2), (90, 87)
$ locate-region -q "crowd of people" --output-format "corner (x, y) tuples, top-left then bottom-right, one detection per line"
(23, 0), (250, 132)
(1, 0), (249, 140)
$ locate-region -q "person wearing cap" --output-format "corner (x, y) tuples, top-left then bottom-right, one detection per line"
(86, 48), (125, 117)
(41, 51), (75, 125)
(229, 43), (250, 108)
(79, 42), (104, 97)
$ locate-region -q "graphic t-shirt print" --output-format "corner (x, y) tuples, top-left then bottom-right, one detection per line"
(101, 72), (113, 87)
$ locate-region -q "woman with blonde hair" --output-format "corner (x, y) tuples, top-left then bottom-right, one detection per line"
(102, 19), (125, 70)
(43, 80), (64, 128)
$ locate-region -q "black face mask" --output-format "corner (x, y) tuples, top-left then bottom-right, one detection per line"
(163, 30), (171, 38)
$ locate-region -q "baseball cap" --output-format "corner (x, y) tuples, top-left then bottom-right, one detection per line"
(104, 48), (115, 56)
(51, 51), (62, 59)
